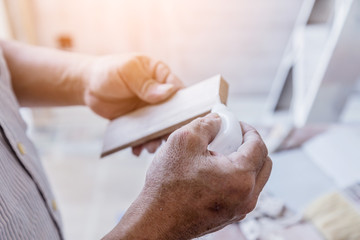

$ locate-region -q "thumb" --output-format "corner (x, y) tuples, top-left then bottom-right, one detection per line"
(185, 113), (222, 150)
(139, 79), (176, 104)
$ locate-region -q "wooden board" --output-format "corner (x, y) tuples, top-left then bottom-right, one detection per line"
(101, 75), (229, 157)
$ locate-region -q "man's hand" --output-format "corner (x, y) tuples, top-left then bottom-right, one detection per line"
(84, 54), (183, 119)
(83, 54), (183, 154)
(104, 114), (272, 240)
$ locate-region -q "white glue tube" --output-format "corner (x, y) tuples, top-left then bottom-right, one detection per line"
(208, 104), (243, 155)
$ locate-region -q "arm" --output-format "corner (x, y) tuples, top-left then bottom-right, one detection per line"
(0, 40), (90, 106)
(0, 40), (183, 119)
(103, 114), (272, 240)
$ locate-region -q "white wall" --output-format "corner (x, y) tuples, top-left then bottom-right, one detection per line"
(31, 0), (306, 95)
(0, 0), (11, 39)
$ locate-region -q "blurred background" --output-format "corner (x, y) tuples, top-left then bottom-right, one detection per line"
(1, 0), (360, 239)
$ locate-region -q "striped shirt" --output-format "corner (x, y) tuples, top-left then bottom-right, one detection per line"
(0, 48), (63, 239)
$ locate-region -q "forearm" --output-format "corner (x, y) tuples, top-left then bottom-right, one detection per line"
(103, 188), (192, 240)
(0, 40), (92, 107)
(104, 191), (173, 240)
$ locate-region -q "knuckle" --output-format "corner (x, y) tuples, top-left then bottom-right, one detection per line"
(242, 139), (267, 162)
(238, 150), (251, 161)
(248, 129), (259, 137)
(128, 55), (141, 65)
(244, 199), (258, 213)
(239, 180), (254, 198)
(126, 55), (149, 70)
(253, 142), (264, 158)
(169, 129), (186, 142)
(255, 138), (268, 157)
(198, 117), (213, 130)
(120, 57), (140, 74)
(253, 138), (262, 147)
(168, 128), (196, 147)
(194, 115), (219, 133)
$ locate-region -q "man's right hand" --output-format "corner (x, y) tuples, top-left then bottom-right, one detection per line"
(103, 113), (272, 240)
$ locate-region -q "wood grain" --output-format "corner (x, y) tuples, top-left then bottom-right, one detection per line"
(101, 75), (229, 157)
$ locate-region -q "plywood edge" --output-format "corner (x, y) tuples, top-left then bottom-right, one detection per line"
(219, 75), (229, 105)
(100, 112), (210, 157)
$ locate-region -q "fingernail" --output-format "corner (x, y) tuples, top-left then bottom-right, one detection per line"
(156, 83), (175, 94)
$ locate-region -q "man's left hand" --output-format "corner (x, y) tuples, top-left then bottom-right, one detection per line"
(84, 54), (183, 119)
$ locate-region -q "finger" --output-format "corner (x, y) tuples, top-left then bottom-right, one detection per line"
(132, 145), (144, 156)
(253, 156), (272, 196)
(152, 61), (185, 89)
(240, 121), (267, 158)
(139, 79), (177, 104)
(155, 65), (184, 89)
(240, 122), (264, 147)
(144, 138), (163, 154)
(118, 57), (178, 104)
(167, 113), (221, 153)
(228, 122), (268, 173)
(152, 61), (170, 83)
(166, 73), (184, 89)
(183, 113), (221, 149)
